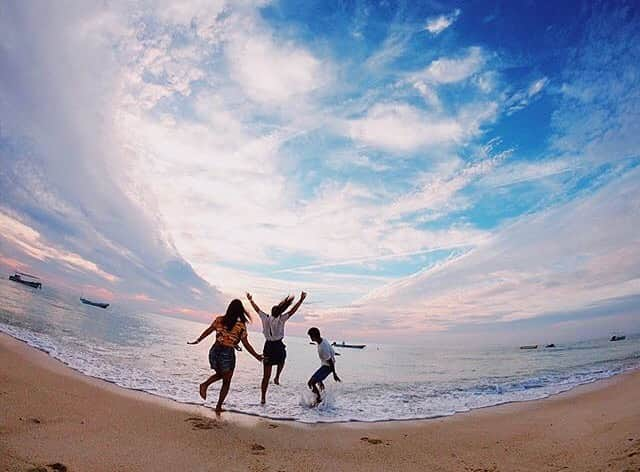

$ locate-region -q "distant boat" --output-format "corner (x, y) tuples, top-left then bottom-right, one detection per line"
(545, 344), (556, 348)
(80, 297), (109, 309)
(8, 271), (42, 289)
(332, 341), (366, 349)
(610, 335), (626, 342)
(520, 345), (538, 350)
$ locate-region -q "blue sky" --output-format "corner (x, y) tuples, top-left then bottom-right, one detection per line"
(1, 0), (639, 341)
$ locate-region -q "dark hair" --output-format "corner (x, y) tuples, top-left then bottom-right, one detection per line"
(223, 299), (251, 330)
(271, 295), (295, 318)
(307, 327), (320, 338)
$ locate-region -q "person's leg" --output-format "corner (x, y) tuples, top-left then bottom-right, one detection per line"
(274, 361), (285, 385)
(261, 364), (273, 404)
(307, 379), (321, 404)
(199, 373), (222, 400)
(216, 370), (234, 412)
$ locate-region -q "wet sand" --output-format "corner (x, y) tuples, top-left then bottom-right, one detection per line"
(1, 333), (638, 472)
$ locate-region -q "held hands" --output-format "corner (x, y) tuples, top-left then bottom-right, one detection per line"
(256, 353), (264, 362)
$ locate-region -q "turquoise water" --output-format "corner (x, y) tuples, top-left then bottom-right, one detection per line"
(1, 278), (639, 423)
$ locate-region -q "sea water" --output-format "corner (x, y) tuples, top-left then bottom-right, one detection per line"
(1, 279), (639, 423)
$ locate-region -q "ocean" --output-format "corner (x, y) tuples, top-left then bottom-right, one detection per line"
(1, 278), (638, 423)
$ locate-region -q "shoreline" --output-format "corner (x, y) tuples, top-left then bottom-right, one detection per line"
(2, 332), (640, 471)
(1, 330), (636, 427)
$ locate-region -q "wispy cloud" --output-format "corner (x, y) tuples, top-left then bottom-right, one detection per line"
(413, 47), (484, 84)
(357, 165), (640, 329)
(425, 9), (461, 35)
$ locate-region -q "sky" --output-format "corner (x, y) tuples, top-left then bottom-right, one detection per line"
(1, 0), (639, 343)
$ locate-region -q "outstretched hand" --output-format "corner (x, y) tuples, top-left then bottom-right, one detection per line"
(333, 373), (341, 382)
(246, 292), (253, 301)
(187, 340), (199, 345)
(300, 291), (307, 300)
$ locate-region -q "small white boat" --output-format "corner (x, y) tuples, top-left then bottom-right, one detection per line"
(332, 341), (366, 349)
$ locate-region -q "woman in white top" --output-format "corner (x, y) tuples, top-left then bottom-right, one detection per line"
(246, 291), (307, 404)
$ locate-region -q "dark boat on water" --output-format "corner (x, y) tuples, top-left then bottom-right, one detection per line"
(8, 271), (42, 289)
(80, 297), (109, 309)
(520, 344), (538, 350)
(332, 341), (366, 349)
(610, 335), (626, 342)
(545, 344), (556, 348)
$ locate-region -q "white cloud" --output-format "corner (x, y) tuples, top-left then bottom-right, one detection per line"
(414, 47), (484, 84)
(412, 81), (441, 109)
(384, 152), (507, 219)
(0, 210), (118, 282)
(478, 158), (575, 188)
(347, 103), (464, 152)
(505, 77), (549, 115)
(357, 166), (640, 329)
(365, 30), (412, 70)
(226, 31), (325, 105)
(425, 9), (461, 35)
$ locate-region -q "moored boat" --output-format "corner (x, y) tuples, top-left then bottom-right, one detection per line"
(80, 297), (109, 309)
(520, 345), (538, 350)
(8, 271), (42, 289)
(332, 341), (366, 349)
(610, 335), (626, 342)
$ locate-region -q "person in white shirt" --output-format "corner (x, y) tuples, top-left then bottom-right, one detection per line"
(307, 327), (341, 405)
(247, 291), (307, 404)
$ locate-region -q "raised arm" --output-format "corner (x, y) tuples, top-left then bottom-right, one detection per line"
(187, 320), (216, 345)
(283, 291), (307, 319)
(246, 293), (264, 315)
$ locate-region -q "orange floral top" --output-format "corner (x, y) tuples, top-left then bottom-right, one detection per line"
(213, 316), (247, 347)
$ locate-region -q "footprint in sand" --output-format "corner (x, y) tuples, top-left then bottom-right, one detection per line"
(185, 417), (221, 430)
(267, 423), (279, 429)
(27, 463), (68, 472)
(47, 463), (68, 472)
(20, 417), (42, 424)
(251, 443), (266, 454)
(360, 436), (386, 445)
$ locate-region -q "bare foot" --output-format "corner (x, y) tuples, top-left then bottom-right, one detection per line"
(199, 383), (207, 400)
(274, 378), (280, 385)
(261, 399), (266, 405)
(215, 405), (224, 414)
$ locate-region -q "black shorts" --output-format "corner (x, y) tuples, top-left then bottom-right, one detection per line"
(263, 339), (286, 366)
(209, 345), (236, 373)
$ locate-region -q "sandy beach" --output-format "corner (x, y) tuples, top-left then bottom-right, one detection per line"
(1, 333), (638, 472)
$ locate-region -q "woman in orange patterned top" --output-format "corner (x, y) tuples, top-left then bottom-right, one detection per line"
(188, 299), (263, 412)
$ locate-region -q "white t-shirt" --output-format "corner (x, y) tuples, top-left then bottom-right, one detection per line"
(258, 310), (291, 341)
(317, 338), (335, 367)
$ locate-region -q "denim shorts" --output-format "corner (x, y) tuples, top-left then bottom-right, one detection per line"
(209, 344), (236, 373)
(310, 365), (332, 384)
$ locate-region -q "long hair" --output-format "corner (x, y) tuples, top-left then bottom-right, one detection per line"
(271, 295), (295, 318)
(222, 299), (251, 330)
